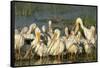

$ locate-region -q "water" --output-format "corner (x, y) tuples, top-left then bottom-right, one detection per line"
(15, 52), (97, 66)
(15, 43), (97, 66)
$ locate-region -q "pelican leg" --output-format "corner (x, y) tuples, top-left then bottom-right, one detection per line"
(23, 47), (33, 60)
(58, 54), (61, 61)
(15, 49), (18, 60)
(29, 50), (34, 59)
(88, 53), (92, 60)
(86, 53), (89, 61)
(76, 53), (78, 59)
(67, 53), (69, 59)
(55, 55), (58, 60)
(16, 48), (22, 60)
(74, 53), (76, 60)
(70, 53), (73, 60)
(87, 54), (89, 61)
(61, 53), (63, 61)
(70, 53), (72, 59)
(18, 48), (22, 59)
(40, 56), (43, 61)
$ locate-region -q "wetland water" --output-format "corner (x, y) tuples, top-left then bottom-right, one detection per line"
(15, 53), (97, 66)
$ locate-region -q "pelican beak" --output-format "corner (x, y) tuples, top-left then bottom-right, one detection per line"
(36, 32), (40, 43)
(33, 26), (36, 31)
(53, 32), (57, 40)
(47, 32), (57, 53)
(48, 32), (57, 46)
(75, 22), (79, 34)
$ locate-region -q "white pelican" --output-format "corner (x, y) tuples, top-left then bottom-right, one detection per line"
(42, 25), (46, 33)
(23, 27), (48, 59)
(65, 31), (78, 57)
(76, 31), (84, 54)
(20, 26), (28, 35)
(23, 23), (37, 40)
(65, 27), (69, 38)
(83, 40), (94, 57)
(75, 17), (96, 45)
(32, 27), (48, 57)
(15, 23), (37, 60)
(21, 23), (37, 46)
(27, 23), (36, 34)
(48, 20), (53, 38)
(15, 29), (19, 34)
(76, 31), (81, 44)
(61, 27), (69, 44)
(19, 23), (36, 40)
(15, 30), (24, 60)
(47, 29), (64, 59)
(41, 25), (51, 46)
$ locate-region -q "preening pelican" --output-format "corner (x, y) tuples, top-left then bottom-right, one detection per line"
(47, 29), (64, 59)
(24, 25), (49, 59)
(75, 17), (96, 45)
(21, 23), (37, 45)
(27, 23), (37, 34)
(23, 23), (37, 40)
(15, 23), (37, 60)
(31, 27), (48, 58)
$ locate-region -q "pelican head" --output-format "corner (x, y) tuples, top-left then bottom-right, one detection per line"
(90, 26), (95, 31)
(76, 17), (83, 25)
(27, 23), (37, 34)
(15, 29), (19, 34)
(65, 27), (68, 37)
(30, 23), (37, 31)
(70, 31), (75, 35)
(75, 17), (83, 33)
(20, 26), (28, 34)
(54, 29), (60, 39)
(48, 20), (52, 26)
(35, 27), (41, 43)
(42, 25), (46, 32)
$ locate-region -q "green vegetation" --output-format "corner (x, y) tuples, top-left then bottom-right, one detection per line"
(15, 2), (71, 16)
(15, 2), (97, 28)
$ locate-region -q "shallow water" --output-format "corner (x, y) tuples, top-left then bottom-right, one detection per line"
(15, 52), (97, 66)
(14, 42), (97, 66)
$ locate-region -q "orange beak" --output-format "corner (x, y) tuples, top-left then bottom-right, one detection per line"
(36, 32), (40, 43)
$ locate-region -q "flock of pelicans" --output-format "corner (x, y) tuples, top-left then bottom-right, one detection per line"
(15, 17), (96, 60)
